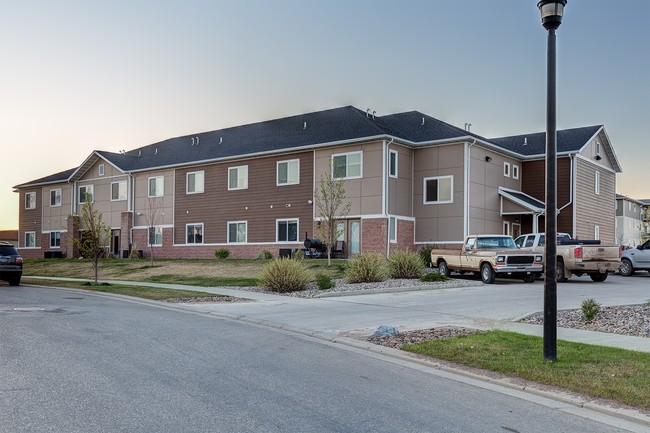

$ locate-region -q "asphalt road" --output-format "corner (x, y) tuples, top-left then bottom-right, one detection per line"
(0, 284), (641, 433)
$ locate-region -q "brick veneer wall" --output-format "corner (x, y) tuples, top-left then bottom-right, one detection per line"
(389, 219), (415, 255)
(361, 218), (388, 255)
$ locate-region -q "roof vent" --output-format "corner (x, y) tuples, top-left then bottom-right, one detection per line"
(366, 108), (370, 118)
(421, 117), (425, 126)
(191, 137), (195, 146)
(523, 137), (528, 146)
(303, 121), (307, 130)
(138, 150), (141, 157)
(372, 111), (376, 120)
(219, 137), (223, 144)
(155, 148), (158, 155)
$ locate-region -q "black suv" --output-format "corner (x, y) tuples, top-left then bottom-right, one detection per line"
(0, 242), (22, 286)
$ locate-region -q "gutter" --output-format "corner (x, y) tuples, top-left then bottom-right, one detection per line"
(384, 138), (394, 257)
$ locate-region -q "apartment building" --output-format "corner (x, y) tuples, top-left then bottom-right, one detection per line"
(14, 106), (621, 259)
(616, 194), (648, 247)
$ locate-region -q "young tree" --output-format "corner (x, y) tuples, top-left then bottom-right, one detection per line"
(314, 160), (351, 265)
(143, 198), (163, 267)
(73, 196), (111, 284)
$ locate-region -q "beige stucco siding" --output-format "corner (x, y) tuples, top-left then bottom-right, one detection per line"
(387, 144), (413, 217)
(133, 170), (175, 227)
(413, 143), (465, 242)
(41, 182), (72, 232)
(314, 141), (384, 216)
(574, 157), (616, 242)
(579, 130), (615, 169)
(77, 159), (128, 228)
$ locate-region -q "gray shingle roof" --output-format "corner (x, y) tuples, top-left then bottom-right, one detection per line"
(14, 167), (77, 188)
(488, 125), (603, 156)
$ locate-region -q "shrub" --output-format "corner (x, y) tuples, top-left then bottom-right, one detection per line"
(420, 272), (450, 283)
(419, 245), (436, 267)
(315, 273), (334, 290)
(256, 250), (273, 260)
(214, 248), (231, 259)
(258, 258), (312, 293)
(345, 252), (386, 283)
(293, 249), (306, 260)
(581, 298), (601, 323)
(387, 249), (425, 279)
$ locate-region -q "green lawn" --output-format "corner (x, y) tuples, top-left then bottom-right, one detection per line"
(403, 330), (650, 409)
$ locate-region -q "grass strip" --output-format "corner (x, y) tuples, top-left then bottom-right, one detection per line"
(144, 274), (259, 287)
(20, 277), (225, 301)
(403, 330), (650, 409)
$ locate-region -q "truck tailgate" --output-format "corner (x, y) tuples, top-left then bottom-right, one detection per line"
(580, 245), (620, 261)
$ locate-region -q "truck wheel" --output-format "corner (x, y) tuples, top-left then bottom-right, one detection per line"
(480, 263), (496, 284)
(522, 273), (538, 283)
(589, 272), (608, 282)
(437, 260), (451, 277)
(555, 260), (568, 283)
(619, 259), (634, 277)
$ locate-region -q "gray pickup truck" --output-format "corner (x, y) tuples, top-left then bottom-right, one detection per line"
(619, 239), (650, 276)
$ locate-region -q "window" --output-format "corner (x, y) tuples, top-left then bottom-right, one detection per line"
(25, 192), (36, 209)
(594, 141), (601, 157)
(228, 221), (247, 243)
(332, 151), (362, 179)
(594, 225), (600, 240)
(111, 181), (127, 201)
(504, 162), (511, 177)
(186, 223), (203, 244)
(423, 176), (453, 204)
(49, 231), (61, 248)
(336, 221), (346, 241)
(503, 221), (510, 236)
(389, 217), (397, 242)
(389, 150), (398, 178)
(228, 166), (248, 190)
(98, 164), (105, 176)
(24, 231), (35, 248)
(148, 227), (163, 246)
(148, 176), (164, 197)
(594, 171), (600, 195)
(277, 160), (300, 186)
(186, 171), (204, 194)
(512, 165), (519, 180)
(50, 189), (62, 207)
(79, 185), (94, 203)
(277, 219), (299, 242)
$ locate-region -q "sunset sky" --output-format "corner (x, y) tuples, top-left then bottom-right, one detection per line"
(1, 0), (648, 229)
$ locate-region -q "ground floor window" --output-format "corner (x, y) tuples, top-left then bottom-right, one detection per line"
(25, 231), (36, 248)
(186, 224), (203, 244)
(277, 219), (298, 242)
(228, 221), (247, 243)
(49, 231), (61, 248)
(389, 217), (397, 242)
(149, 227), (163, 246)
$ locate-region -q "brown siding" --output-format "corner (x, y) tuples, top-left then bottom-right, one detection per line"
(174, 152), (314, 244)
(18, 188), (42, 250)
(574, 158), (616, 242)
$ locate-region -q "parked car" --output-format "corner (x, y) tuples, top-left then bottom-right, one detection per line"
(431, 235), (543, 284)
(0, 241), (23, 286)
(619, 239), (650, 276)
(514, 233), (620, 282)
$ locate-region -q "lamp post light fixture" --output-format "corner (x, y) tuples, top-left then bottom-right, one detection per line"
(538, 0), (567, 362)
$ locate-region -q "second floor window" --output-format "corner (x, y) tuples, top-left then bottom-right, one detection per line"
(148, 176), (164, 197)
(228, 166), (248, 190)
(423, 176), (453, 204)
(79, 185), (94, 203)
(187, 171), (205, 194)
(389, 150), (398, 178)
(332, 151), (362, 179)
(595, 171), (600, 195)
(25, 192), (36, 209)
(277, 160), (299, 185)
(111, 181), (127, 201)
(50, 189), (62, 207)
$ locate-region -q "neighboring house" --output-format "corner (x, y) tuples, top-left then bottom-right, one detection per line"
(13, 106), (622, 259)
(616, 195), (648, 247)
(0, 230), (19, 244)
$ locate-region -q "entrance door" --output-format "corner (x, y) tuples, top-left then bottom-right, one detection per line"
(349, 220), (361, 255)
(512, 223), (521, 239)
(111, 230), (120, 256)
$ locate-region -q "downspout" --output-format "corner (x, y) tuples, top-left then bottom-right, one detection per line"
(464, 139), (477, 238)
(384, 138), (394, 258)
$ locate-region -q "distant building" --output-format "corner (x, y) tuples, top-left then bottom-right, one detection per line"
(615, 194), (647, 247)
(0, 230), (19, 244)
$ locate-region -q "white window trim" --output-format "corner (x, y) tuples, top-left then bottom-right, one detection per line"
(186, 171), (205, 194)
(149, 226), (163, 246)
(276, 218), (299, 242)
(512, 165), (519, 180)
(148, 176), (164, 198)
(503, 221), (511, 236)
(594, 141), (601, 157)
(228, 166), (249, 191)
(595, 171), (600, 195)
(331, 151), (363, 180)
(24, 231), (36, 248)
(423, 175), (454, 205)
(49, 231), (61, 248)
(25, 192), (36, 209)
(98, 164), (105, 176)
(389, 216), (397, 243)
(227, 221), (248, 243)
(110, 181), (127, 202)
(504, 162), (511, 178)
(389, 150), (398, 179)
(276, 159), (300, 186)
(186, 223), (204, 244)
(50, 189), (62, 207)
(79, 185), (94, 203)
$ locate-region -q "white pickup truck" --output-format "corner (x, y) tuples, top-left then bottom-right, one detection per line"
(431, 235), (543, 284)
(514, 233), (621, 282)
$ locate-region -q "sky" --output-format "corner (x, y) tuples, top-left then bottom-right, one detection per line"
(1, 0), (648, 230)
